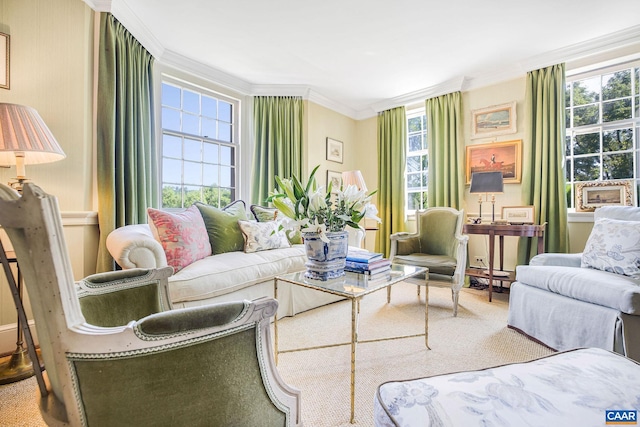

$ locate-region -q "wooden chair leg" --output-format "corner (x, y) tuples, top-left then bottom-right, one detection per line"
(452, 290), (459, 317)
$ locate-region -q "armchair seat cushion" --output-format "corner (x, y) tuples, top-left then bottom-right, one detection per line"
(392, 253), (457, 277)
(516, 265), (640, 314)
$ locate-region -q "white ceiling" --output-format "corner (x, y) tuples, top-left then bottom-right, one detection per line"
(93, 0), (640, 119)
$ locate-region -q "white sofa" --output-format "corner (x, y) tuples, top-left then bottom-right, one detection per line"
(107, 223), (363, 319)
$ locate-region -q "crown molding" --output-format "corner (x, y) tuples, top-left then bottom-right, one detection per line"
(251, 85), (310, 98)
(370, 76), (468, 114)
(77, 5), (640, 121)
(83, 0), (111, 12)
(306, 90), (360, 119)
(160, 50), (253, 95)
(110, 0), (165, 59)
(519, 24), (640, 73)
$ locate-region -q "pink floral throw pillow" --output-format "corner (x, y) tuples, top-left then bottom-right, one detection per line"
(147, 205), (212, 273)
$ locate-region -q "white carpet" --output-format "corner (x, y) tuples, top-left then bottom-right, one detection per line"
(0, 281), (553, 427)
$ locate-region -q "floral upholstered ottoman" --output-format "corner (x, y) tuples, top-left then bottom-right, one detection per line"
(374, 348), (640, 426)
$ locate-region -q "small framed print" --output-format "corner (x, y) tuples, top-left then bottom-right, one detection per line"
(0, 32), (9, 90)
(327, 170), (342, 194)
(501, 206), (535, 224)
(326, 137), (343, 163)
(575, 180), (633, 212)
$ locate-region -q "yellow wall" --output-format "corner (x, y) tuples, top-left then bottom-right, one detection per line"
(0, 0), (98, 351)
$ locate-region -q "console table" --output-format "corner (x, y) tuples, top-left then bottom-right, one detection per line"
(462, 223), (546, 302)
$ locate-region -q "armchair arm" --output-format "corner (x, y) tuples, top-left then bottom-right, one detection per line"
(76, 267), (173, 327)
(529, 253), (582, 267)
(138, 301), (246, 336)
(106, 224), (167, 269)
(390, 232), (420, 258)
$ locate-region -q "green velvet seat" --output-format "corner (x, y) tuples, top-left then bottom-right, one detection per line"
(389, 207), (468, 316)
(0, 183), (301, 427)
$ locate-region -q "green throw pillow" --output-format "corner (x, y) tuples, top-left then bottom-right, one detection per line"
(195, 200), (249, 255)
(250, 205), (303, 245)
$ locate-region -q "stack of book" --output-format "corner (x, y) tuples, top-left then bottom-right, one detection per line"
(344, 249), (391, 277)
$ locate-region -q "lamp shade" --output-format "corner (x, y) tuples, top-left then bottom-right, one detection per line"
(341, 170), (367, 192)
(0, 103), (66, 167)
(469, 171), (504, 194)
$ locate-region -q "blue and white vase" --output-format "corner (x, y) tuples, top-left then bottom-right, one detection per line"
(303, 231), (348, 281)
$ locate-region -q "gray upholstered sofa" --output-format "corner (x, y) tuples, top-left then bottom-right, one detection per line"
(508, 206), (640, 361)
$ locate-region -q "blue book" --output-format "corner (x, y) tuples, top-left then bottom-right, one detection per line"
(344, 258), (390, 272)
(346, 249), (383, 263)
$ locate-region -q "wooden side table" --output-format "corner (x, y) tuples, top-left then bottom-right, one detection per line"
(462, 223), (546, 302)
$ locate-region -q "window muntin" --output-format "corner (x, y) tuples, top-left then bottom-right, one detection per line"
(161, 80), (238, 209)
(565, 63), (640, 208)
(406, 110), (428, 213)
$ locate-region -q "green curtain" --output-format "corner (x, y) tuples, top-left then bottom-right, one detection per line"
(96, 13), (157, 272)
(426, 91), (463, 209)
(251, 96), (303, 205)
(376, 107), (407, 257)
(518, 63), (569, 265)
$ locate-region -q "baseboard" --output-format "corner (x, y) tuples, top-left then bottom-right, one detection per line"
(0, 321), (39, 356)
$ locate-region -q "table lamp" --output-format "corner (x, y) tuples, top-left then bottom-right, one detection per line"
(0, 103), (66, 191)
(469, 171), (504, 223)
(0, 103), (66, 384)
(341, 170), (368, 192)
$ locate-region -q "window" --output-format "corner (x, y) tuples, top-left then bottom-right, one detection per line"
(565, 63), (640, 208)
(406, 109), (428, 213)
(161, 78), (239, 209)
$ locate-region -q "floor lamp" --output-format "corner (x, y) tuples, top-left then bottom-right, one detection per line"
(0, 103), (66, 387)
(469, 171), (504, 223)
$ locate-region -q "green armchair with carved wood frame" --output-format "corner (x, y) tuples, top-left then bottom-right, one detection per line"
(389, 207), (468, 317)
(0, 183), (301, 427)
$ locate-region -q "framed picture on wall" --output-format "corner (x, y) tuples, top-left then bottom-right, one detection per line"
(327, 170), (342, 194)
(0, 32), (9, 90)
(575, 180), (633, 212)
(471, 101), (516, 139)
(465, 139), (522, 184)
(326, 137), (343, 163)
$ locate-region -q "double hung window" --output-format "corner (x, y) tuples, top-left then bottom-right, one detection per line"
(160, 78), (239, 208)
(565, 63), (640, 208)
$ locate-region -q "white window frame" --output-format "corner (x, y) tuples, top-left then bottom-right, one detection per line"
(405, 107), (428, 216)
(160, 75), (240, 210)
(565, 60), (640, 211)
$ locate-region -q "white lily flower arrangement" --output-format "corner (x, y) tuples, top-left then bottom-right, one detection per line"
(266, 165), (381, 243)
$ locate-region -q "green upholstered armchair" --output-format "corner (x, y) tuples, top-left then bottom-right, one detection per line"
(0, 183), (301, 427)
(389, 207), (468, 316)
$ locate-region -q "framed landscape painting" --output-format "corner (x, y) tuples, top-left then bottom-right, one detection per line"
(465, 139), (522, 184)
(575, 180), (633, 212)
(471, 101), (516, 139)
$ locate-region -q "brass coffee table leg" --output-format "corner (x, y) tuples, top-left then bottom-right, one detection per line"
(350, 297), (358, 424)
(425, 281), (430, 349)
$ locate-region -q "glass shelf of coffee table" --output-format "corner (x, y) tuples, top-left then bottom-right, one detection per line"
(274, 263), (428, 424)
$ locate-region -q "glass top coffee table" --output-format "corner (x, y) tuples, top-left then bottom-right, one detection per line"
(274, 264), (429, 424)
